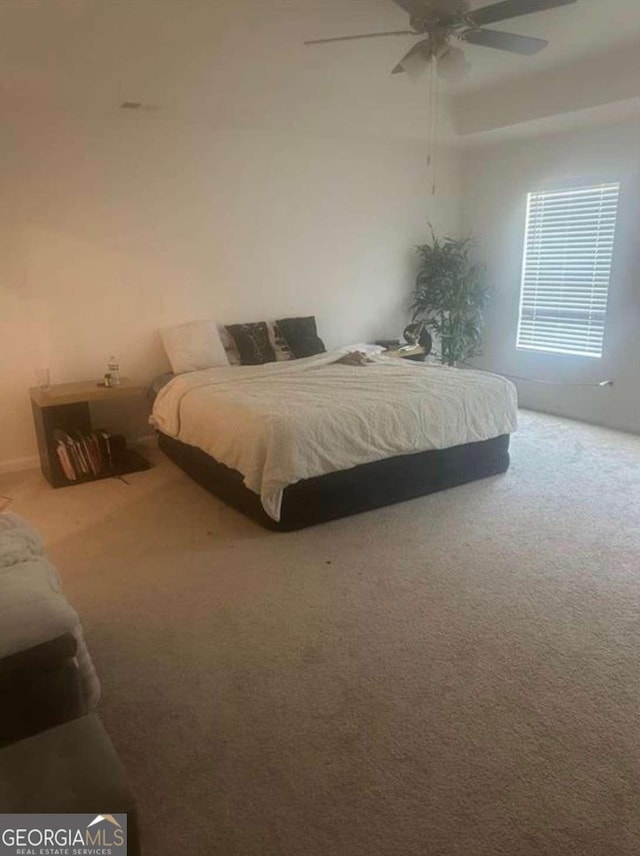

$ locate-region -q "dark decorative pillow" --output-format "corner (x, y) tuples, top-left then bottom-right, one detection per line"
(268, 322), (294, 361)
(225, 322), (276, 365)
(275, 316), (326, 359)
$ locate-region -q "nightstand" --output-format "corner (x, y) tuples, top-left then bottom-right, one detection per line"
(382, 345), (427, 363)
(30, 379), (151, 488)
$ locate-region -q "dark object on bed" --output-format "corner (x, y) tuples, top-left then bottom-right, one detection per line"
(375, 339), (401, 349)
(333, 351), (374, 366)
(276, 316), (326, 358)
(403, 322), (433, 355)
(225, 322), (276, 365)
(158, 432), (510, 531)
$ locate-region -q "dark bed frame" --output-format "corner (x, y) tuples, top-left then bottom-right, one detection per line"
(158, 432), (511, 531)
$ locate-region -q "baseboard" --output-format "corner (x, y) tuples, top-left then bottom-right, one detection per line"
(519, 405), (640, 437)
(0, 455), (40, 475)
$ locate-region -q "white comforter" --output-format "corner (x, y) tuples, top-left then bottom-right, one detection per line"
(151, 348), (518, 521)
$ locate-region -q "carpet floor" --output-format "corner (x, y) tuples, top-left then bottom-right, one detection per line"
(1, 410), (639, 856)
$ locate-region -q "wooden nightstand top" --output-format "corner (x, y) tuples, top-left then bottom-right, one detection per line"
(29, 378), (146, 409)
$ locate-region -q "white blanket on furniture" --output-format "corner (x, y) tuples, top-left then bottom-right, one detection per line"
(151, 349), (518, 521)
(0, 512), (101, 709)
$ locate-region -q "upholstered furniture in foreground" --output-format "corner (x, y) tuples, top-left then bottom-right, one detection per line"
(0, 512), (100, 744)
(0, 512), (139, 851)
(1, 713), (140, 856)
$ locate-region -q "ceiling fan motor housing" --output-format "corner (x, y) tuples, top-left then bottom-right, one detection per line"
(408, 0), (473, 41)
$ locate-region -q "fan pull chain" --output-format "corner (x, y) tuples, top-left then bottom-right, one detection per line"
(425, 57), (439, 197)
(431, 57), (439, 197)
(426, 59), (434, 170)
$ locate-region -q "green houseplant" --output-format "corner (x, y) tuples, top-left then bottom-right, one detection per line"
(410, 229), (489, 367)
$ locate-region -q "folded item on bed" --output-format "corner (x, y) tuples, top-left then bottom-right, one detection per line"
(151, 347), (518, 521)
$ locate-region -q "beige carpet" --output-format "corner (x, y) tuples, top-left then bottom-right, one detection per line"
(2, 410), (640, 856)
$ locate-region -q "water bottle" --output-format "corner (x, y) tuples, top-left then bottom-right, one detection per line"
(107, 355), (121, 386)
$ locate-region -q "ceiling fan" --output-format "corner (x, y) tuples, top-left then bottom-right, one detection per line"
(305, 0), (578, 80)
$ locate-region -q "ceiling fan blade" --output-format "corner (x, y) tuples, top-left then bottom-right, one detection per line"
(305, 30), (416, 45)
(461, 27), (548, 54)
(468, 0), (577, 27)
(392, 39), (432, 78)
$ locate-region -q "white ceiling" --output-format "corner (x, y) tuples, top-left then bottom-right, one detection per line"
(0, 0), (638, 139)
(459, 0), (640, 94)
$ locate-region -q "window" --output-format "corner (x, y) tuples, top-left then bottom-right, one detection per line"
(516, 182), (620, 358)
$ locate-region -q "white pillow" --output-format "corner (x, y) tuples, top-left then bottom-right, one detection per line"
(160, 321), (229, 374)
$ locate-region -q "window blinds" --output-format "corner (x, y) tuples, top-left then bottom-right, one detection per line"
(516, 182), (620, 358)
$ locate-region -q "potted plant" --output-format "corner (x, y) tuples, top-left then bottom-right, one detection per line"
(409, 228), (489, 367)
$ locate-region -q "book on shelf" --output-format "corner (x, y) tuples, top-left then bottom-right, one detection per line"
(98, 430), (113, 470)
(53, 429), (124, 482)
(56, 441), (76, 481)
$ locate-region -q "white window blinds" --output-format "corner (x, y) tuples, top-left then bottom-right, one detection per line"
(516, 182), (620, 358)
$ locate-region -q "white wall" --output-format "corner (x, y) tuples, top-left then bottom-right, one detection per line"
(461, 120), (640, 434)
(0, 112), (459, 468)
(452, 45), (640, 138)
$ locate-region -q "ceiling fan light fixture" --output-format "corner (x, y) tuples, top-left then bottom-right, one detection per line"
(437, 45), (471, 80)
(393, 39), (435, 78)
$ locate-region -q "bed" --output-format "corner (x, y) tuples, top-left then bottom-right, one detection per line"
(151, 347), (517, 530)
